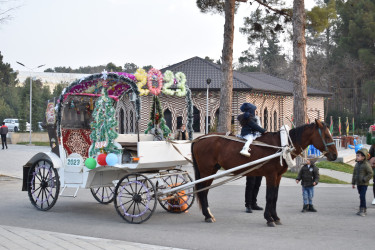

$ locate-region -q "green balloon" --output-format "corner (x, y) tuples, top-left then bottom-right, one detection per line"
(85, 157), (97, 169)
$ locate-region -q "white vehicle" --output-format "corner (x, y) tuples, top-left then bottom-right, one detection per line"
(3, 118), (30, 132)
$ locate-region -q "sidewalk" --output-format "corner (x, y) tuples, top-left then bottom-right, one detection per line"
(0, 225), (183, 250)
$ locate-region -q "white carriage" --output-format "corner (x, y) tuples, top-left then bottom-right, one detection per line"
(22, 71), (196, 224)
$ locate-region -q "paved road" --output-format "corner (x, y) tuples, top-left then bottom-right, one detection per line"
(1, 144), (374, 250)
(1, 176), (375, 250)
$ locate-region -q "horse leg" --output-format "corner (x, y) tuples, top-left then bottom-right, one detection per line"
(272, 175), (282, 225)
(196, 180), (216, 223)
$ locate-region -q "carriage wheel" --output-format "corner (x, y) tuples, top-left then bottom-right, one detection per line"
(114, 173), (157, 224)
(90, 186), (115, 204)
(157, 169), (195, 214)
(27, 159), (60, 211)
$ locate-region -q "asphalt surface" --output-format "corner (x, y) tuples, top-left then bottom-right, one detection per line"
(1, 144), (374, 250)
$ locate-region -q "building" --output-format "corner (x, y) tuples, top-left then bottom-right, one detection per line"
(123, 56), (330, 135)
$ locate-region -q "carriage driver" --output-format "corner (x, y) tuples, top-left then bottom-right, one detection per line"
(237, 103), (267, 157)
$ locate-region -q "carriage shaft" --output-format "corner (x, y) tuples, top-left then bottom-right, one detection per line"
(158, 152), (282, 196)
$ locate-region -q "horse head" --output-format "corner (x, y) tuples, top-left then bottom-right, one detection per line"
(310, 119), (338, 161)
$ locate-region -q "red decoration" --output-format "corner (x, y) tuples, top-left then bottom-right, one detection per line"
(97, 153), (108, 166)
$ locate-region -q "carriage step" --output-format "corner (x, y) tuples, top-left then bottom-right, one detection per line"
(59, 185), (80, 198)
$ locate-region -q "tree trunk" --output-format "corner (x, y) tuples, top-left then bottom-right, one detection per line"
(218, 0), (235, 133)
(292, 0), (307, 172)
(292, 0), (307, 127)
(354, 79), (362, 120)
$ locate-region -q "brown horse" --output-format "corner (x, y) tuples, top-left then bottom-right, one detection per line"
(191, 119), (337, 227)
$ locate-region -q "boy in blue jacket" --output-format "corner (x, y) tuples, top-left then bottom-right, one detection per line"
(237, 103), (266, 157)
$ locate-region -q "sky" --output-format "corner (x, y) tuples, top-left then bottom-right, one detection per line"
(0, 0), (315, 73)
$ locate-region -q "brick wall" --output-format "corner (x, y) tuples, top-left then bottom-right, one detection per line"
(115, 91), (325, 134)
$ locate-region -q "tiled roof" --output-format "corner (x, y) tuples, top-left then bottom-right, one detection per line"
(161, 56), (331, 96)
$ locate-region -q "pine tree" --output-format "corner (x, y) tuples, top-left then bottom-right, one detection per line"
(89, 88), (120, 157)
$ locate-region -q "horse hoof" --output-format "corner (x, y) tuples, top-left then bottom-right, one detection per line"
(275, 220), (282, 225)
(205, 218), (216, 223)
(267, 222), (276, 227)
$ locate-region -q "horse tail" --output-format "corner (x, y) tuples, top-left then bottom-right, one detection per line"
(191, 141), (202, 209)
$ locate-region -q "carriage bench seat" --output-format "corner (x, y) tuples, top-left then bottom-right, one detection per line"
(115, 134), (154, 150)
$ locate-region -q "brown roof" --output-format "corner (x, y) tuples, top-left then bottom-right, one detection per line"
(161, 56), (331, 96)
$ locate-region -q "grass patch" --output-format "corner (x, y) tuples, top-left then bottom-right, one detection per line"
(316, 161), (354, 174)
(17, 142), (50, 146)
(282, 171), (349, 184)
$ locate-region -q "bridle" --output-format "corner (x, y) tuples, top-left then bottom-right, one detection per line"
(318, 126), (335, 152)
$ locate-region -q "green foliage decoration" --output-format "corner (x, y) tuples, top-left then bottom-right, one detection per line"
(89, 88), (120, 157)
(144, 95), (171, 140)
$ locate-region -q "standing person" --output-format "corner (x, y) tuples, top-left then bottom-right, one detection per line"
(245, 176), (263, 213)
(237, 103), (267, 157)
(296, 158), (320, 212)
(352, 148), (373, 216)
(369, 144), (375, 205)
(175, 124), (188, 140)
(0, 122), (8, 150)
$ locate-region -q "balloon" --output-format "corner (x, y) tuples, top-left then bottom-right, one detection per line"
(355, 144), (363, 153)
(106, 153), (118, 166)
(97, 153), (107, 166)
(85, 157), (97, 169)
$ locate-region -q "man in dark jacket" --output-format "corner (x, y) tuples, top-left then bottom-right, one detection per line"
(296, 158), (320, 212)
(0, 122), (9, 149)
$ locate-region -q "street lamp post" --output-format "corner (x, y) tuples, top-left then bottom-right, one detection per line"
(16, 62), (45, 145)
(206, 78), (211, 134)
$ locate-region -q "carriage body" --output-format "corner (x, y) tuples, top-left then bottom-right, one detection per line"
(22, 71), (195, 223)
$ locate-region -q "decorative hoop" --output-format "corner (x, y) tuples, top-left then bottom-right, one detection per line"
(147, 68), (163, 96)
(135, 68), (149, 96)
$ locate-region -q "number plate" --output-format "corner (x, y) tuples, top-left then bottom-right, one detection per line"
(66, 153), (83, 168)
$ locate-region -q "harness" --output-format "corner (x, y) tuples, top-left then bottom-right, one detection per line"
(318, 127), (335, 152)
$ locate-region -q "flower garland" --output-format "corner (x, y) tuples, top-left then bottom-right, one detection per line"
(162, 70), (175, 96)
(185, 87), (193, 140)
(56, 73), (140, 137)
(135, 68), (149, 96)
(147, 68), (163, 96)
(175, 72), (187, 97)
(144, 95), (171, 139)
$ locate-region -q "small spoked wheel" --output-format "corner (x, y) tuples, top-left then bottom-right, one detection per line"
(157, 169), (195, 213)
(91, 186), (115, 204)
(114, 173), (157, 224)
(27, 159), (60, 211)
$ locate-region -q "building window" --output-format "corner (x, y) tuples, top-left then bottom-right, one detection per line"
(193, 106), (200, 132)
(129, 110), (134, 133)
(264, 108), (268, 131)
(274, 111), (277, 131)
(177, 116), (182, 129)
(164, 109), (172, 130)
(119, 108), (124, 134)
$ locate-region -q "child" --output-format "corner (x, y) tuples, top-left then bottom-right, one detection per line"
(237, 103), (266, 157)
(296, 158), (320, 212)
(352, 148), (373, 216)
(369, 144), (375, 205)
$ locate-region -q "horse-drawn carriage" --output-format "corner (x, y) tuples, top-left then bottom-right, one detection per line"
(22, 70), (339, 226)
(22, 70), (195, 224)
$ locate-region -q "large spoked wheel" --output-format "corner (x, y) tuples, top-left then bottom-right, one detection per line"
(27, 159), (60, 211)
(91, 186), (115, 204)
(114, 173), (157, 224)
(157, 169), (195, 214)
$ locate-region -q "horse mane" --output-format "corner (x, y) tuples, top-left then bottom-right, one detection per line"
(289, 123), (315, 145)
(289, 121), (329, 145)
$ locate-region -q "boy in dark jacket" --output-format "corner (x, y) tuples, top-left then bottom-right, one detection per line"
(237, 103), (266, 157)
(369, 144), (375, 205)
(352, 147), (373, 216)
(296, 158), (320, 212)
